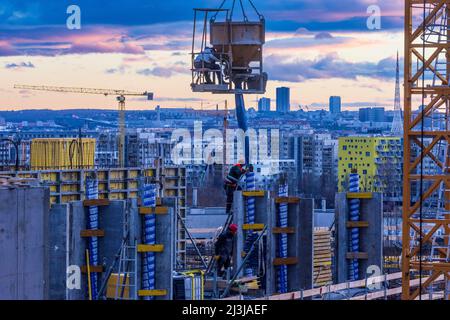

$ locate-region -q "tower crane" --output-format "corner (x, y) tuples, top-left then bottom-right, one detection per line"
(14, 84), (154, 168)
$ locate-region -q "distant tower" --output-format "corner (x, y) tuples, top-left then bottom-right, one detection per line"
(391, 52), (403, 136)
(156, 105), (161, 122)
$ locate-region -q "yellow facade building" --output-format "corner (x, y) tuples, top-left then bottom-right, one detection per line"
(338, 137), (402, 195)
(30, 138), (96, 170)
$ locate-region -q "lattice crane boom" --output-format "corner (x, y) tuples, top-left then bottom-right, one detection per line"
(14, 84), (154, 99)
(403, 1), (450, 300)
(14, 84), (154, 168)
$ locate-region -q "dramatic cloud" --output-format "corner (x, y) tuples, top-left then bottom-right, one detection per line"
(0, 1), (403, 31)
(136, 65), (188, 78)
(0, 26), (148, 56)
(5, 61), (35, 69)
(265, 53), (397, 82)
(266, 31), (351, 49)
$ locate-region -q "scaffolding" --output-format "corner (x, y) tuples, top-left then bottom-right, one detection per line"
(403, 1), (450, 300)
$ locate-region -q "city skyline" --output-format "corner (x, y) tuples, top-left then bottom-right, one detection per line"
(0, 1), (403, 110)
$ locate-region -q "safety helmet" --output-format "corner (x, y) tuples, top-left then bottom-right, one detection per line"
(228, 224), (238, 234)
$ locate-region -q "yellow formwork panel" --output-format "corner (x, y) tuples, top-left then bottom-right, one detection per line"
(110, 182), (126, 190)
(62, 195), (79, 203)
(128, 170), (139, 178)
(97, 171), (107, 180)
(64, 172), (80, 181)
(41, 172), (58, 182)
(143, 169), (152, 177)
(109, 170), (125, 180)
(109, 193), (125, 200)
(128, 181), (138, 189)
(98, 183), (107, 191)
(31, 138), (95, 170)
(61, 184), (78, 192)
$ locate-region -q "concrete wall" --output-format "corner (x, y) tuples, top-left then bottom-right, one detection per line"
(335, 192), (383, 283)
(0, 187), (50, 300)
(49, 204), (69, 300)
(232, 191), (314, 296)
(267, 198), (314, 295)
(233, 191), (271, 279)
(135, 198), (175, 300)
(49, 200), (130, 300)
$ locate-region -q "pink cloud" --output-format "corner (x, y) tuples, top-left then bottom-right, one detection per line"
(0, 26), (146, 56)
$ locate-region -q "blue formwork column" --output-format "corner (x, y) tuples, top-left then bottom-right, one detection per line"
(244, 171), (257, 277)
(142, 183), (157, 300)
(86, 178), (99, 300)
(277, 184), (288, 293)
(348, 173), (360, 281)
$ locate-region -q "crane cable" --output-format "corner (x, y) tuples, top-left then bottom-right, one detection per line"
(230, 0), (236, 21)
(211, 0), (264, 22)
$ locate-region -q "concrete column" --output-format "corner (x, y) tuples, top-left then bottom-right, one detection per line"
(232, 191), (245, 278)
(0, 187), (50, 300)
(267, 197), (313, 295)
(134, 197), (175, 300)
(335, 192), (383, 283)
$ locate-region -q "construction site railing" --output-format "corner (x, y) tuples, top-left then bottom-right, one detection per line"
(221, 272), (446, 300)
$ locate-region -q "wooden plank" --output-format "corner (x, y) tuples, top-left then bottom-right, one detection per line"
(139, 206), (168, 215)
(275, 196), (300, 204)
(80, 229), (105, 238)
(242, 190), (265, 197)
(254, 272), (404, 300)
(83, 199), (110, 207)
(81, 265), (104, 273)
(346, 221), (369, 228)
(346, 192), (373, 199)
(272, 227), (295, 234)
(242, 223), (265, 231)
(137, 244), (164, 253)
(138, 289), (167, 297)
(346, 252), (369, 260)
(273, 257), (298, 266)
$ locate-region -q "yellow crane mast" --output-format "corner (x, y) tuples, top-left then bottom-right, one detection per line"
(14, 84), (154, 168)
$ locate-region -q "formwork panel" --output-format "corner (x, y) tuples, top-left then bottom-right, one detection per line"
(30, 138), (95, 170)
(0, 187), (50, 299)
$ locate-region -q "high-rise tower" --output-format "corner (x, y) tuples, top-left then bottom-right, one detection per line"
(391, 52), (403, 136)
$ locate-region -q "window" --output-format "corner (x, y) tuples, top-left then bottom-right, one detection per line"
(348, 163), (353, 168)
(363, 170), (367, 174)
(343, 146), (347, 150)
(366, 151), (370, 156)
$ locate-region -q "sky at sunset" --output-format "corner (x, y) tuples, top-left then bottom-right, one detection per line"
(0, 0), (404, 111)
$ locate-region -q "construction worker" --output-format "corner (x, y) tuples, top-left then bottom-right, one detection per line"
(224, 159), (253, 214)
(194, 47), (221, 84)
(214, 223), (238, 277)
